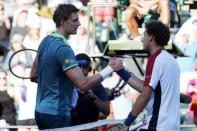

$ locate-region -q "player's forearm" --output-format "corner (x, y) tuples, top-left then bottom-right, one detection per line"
(127, 75), (144, 93)
(131, 89), (150, 116)
(123, 87), (152, 128)
(116, 68), (143, 93)
(78, 65), (113, 91)
(67, 65), (114, 91)
(78, 74), (103, 91)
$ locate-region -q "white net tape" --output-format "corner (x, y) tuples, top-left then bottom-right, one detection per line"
(0, 119), (146, 130)
(42, 119), (147, 131)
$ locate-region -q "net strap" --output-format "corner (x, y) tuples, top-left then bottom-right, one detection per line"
(42, 119), (147, 131)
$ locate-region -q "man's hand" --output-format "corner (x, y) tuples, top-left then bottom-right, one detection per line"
(109, 57), (116, 66)
(109, 58), (124, 71)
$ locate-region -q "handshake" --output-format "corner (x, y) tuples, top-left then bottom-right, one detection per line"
(99, 58), (131, 82)
(108, 57), (124, 71)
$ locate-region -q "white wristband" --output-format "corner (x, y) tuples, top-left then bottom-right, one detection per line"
(99, 65), (114, 79)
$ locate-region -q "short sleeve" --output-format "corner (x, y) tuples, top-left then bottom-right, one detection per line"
(56, 45), (78, 72)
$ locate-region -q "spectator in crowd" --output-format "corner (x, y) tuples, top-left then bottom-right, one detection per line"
(0, 69), (17, 127)
(125, 0), (170, 40)
(10, 9), (28, 40)
(36, 6), (56, 39)
(174, 16), (197, 56)
(183, 64), (197, 126)
(69, 26), (90, 54)
(1, 34), (24, 71)
(174, 12), (197, 72)
(23, 7), (41, 50)
(71, 53), (110, 126)
(1, 34), (29, 89)
(0, 1), (11, 48)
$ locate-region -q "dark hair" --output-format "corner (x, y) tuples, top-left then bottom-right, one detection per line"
(76, 53), (91, 67)
(145, 20), (170, 46)
(53, 4), (79, 28)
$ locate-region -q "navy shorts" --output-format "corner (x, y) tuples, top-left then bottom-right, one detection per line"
(35, 111), (71, 130)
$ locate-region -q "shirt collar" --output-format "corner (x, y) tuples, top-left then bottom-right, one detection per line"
(49, 32), (69, 45)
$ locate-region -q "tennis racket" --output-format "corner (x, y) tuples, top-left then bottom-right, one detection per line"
(8, 49), (38, 79)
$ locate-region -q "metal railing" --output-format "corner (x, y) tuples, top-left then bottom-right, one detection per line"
(87, 2), (117, 54)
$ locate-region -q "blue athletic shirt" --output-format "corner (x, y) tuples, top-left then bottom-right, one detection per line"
(35, 32), (78, 116)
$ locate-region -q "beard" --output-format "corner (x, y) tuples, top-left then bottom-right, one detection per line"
(143, 43), (150, 51)
(142, 43), (151, 55)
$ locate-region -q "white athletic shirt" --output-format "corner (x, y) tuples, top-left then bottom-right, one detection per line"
(139, 49), (180, 131)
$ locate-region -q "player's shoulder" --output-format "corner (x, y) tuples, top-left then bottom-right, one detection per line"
(156, 50), (179, 67)
(157, 50), (175, 61)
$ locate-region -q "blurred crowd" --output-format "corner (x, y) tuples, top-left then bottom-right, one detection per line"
(0, 0), (196, 130)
